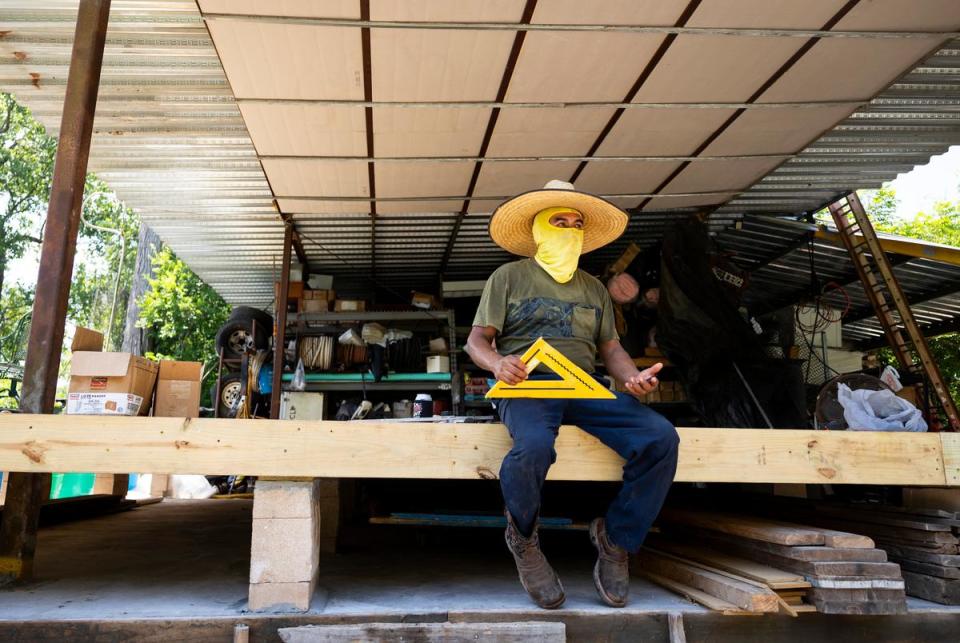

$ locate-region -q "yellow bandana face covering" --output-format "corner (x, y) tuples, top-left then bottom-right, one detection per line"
(532, 207), (584, 283)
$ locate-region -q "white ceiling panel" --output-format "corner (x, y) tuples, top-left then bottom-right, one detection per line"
(575, 160), (683, 197)
(467, 199), (505, 214)
(631, 35), (805, 103)
(371, 28), (516, 101)
(376, 200), (464, 215)
(473, 160), (581, 198)
(701, 104), (861, 156)
(278, 199), (372, 214)
(240, 104), (367, 156)
(835, 0), (960, 31)
(506, 31), (665, 102)
(686, 0), (847, 28)
(660, 158), (785, 195)
(597, 108), (738, 157)
(370, 0), (527, 22)
(373, 106), (491, 157)
(532, 0), (688, 25)
(263, 159), (369, 197)
(198, 0), (359, 18)
(641, 193), (738, 211)
(758, 36), (946, 103)
(207, 20), (363, 100)
(375, 161), (474, 198)
(486, 107), (615, 157)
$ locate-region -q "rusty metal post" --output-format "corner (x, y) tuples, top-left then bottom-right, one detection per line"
(0, 0), (111, 584)
(270, 223), (294, 419)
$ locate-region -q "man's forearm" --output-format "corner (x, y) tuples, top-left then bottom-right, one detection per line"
(601, 342), (641, 385)
(467, 333), (503, 372)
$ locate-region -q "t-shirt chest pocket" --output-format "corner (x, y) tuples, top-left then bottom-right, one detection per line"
(572, 304), (599, 341)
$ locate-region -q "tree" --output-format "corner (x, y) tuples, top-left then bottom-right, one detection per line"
(0, 283), (33, 409)
(121, 223), (161, 355)
(137, 247), (232, 401)
(863, 186), (960, 407)
(0, 93), (57, 301)
(860, 184), (899, 225)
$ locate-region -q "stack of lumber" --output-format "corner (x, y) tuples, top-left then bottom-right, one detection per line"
(653, 508), (907, 615)
(769, 502), (960, 606)
(635, 537), (814, 616)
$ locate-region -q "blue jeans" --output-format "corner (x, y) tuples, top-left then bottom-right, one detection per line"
(497, 382), (679, 553)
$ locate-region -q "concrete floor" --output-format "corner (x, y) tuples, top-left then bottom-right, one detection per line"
(0, 499), (702, 621)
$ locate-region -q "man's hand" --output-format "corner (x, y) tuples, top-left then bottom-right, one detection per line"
(494, 355), (529, 385)
(624, 362), (662, 396)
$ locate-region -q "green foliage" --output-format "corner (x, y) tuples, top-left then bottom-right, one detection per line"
(861, 185), (899, 225)
(138, 247), (232, 402)
(0, 93), (57, 295)
(0, 283), (33, 409)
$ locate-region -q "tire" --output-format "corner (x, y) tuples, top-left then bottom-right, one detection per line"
(216, 316), (270, 359)
(214, 372), (243, 418)
(230, 306), (273, 330)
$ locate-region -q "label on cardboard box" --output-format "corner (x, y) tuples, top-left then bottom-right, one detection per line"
(67, 392), (143, 416)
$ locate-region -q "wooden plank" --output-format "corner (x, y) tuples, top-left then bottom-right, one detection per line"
(687, 531), (898, 579)
(806, 526), (874, 549)
(801, 517), (959, 548)
(875, 540), (960, 566)
(635, 549), (779, 612)
(0, 417), (948, 485)
(891, 557), (960, 580)
(901, 571), (960, 605)
(813, 505), (954, 532)
(666, 526), (888, 562)
(942, 434), (960, 486)
(644, 537), (807, 588)
(659, 509), (825, 546)
(277, 622), (567, 642)
(635, 571), (748, 614)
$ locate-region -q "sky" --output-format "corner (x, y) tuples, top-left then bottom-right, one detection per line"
(5, 146), (960, 290)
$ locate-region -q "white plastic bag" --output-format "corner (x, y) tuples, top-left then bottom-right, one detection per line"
(837, 383), (927, 432)
(290, 357), (306, 391)
(169, 474), (217, 499)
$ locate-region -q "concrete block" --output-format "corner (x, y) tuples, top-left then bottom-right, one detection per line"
(250, 517), (320, 584)
(249, 581), (315, 612)
(252, 479), (319, 519)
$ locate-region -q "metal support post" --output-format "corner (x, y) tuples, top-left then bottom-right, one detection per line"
(270, 223), (293, 419)
(0, 0), (111, 584)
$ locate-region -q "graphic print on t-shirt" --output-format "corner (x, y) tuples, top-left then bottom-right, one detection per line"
(505, 297), (600, 341)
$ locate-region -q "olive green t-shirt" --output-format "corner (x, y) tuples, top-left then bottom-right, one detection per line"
(472, 259), (619, 373)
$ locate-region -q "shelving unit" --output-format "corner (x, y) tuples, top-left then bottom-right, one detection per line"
(283, 309), (460, 415)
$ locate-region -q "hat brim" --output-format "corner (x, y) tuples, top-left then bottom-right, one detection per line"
(488, 189), (629, 257)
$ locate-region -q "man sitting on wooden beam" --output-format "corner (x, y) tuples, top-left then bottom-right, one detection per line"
(467, 180), (678, 609)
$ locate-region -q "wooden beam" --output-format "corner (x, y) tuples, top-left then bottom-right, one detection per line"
(269, 222), (293, 419)
(0, 0), (111, 586)
(815, 227), (960, 268)
(0, 417), (950, 485)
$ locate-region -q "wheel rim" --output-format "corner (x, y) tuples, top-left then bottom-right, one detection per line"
(221, 381), (242, 409)
(227, 329), (250, 354)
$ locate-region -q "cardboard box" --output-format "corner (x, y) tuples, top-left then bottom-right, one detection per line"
(411, 291), (440, 310)
(154, 361), (202, 417)
(301, 299), (330, 313)
(67, 392), (143, 416)
(275, 280), (305, 301)
(303, 289), (335, 301)
(68, 352), (158, 415)
(334, 299), (366, 312)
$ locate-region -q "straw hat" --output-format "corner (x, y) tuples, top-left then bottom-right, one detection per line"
(489, 180), (628, 256)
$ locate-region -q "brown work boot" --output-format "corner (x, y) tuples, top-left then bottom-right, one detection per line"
(589, 518), (629, 607)
(504, 511), (565, 609)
